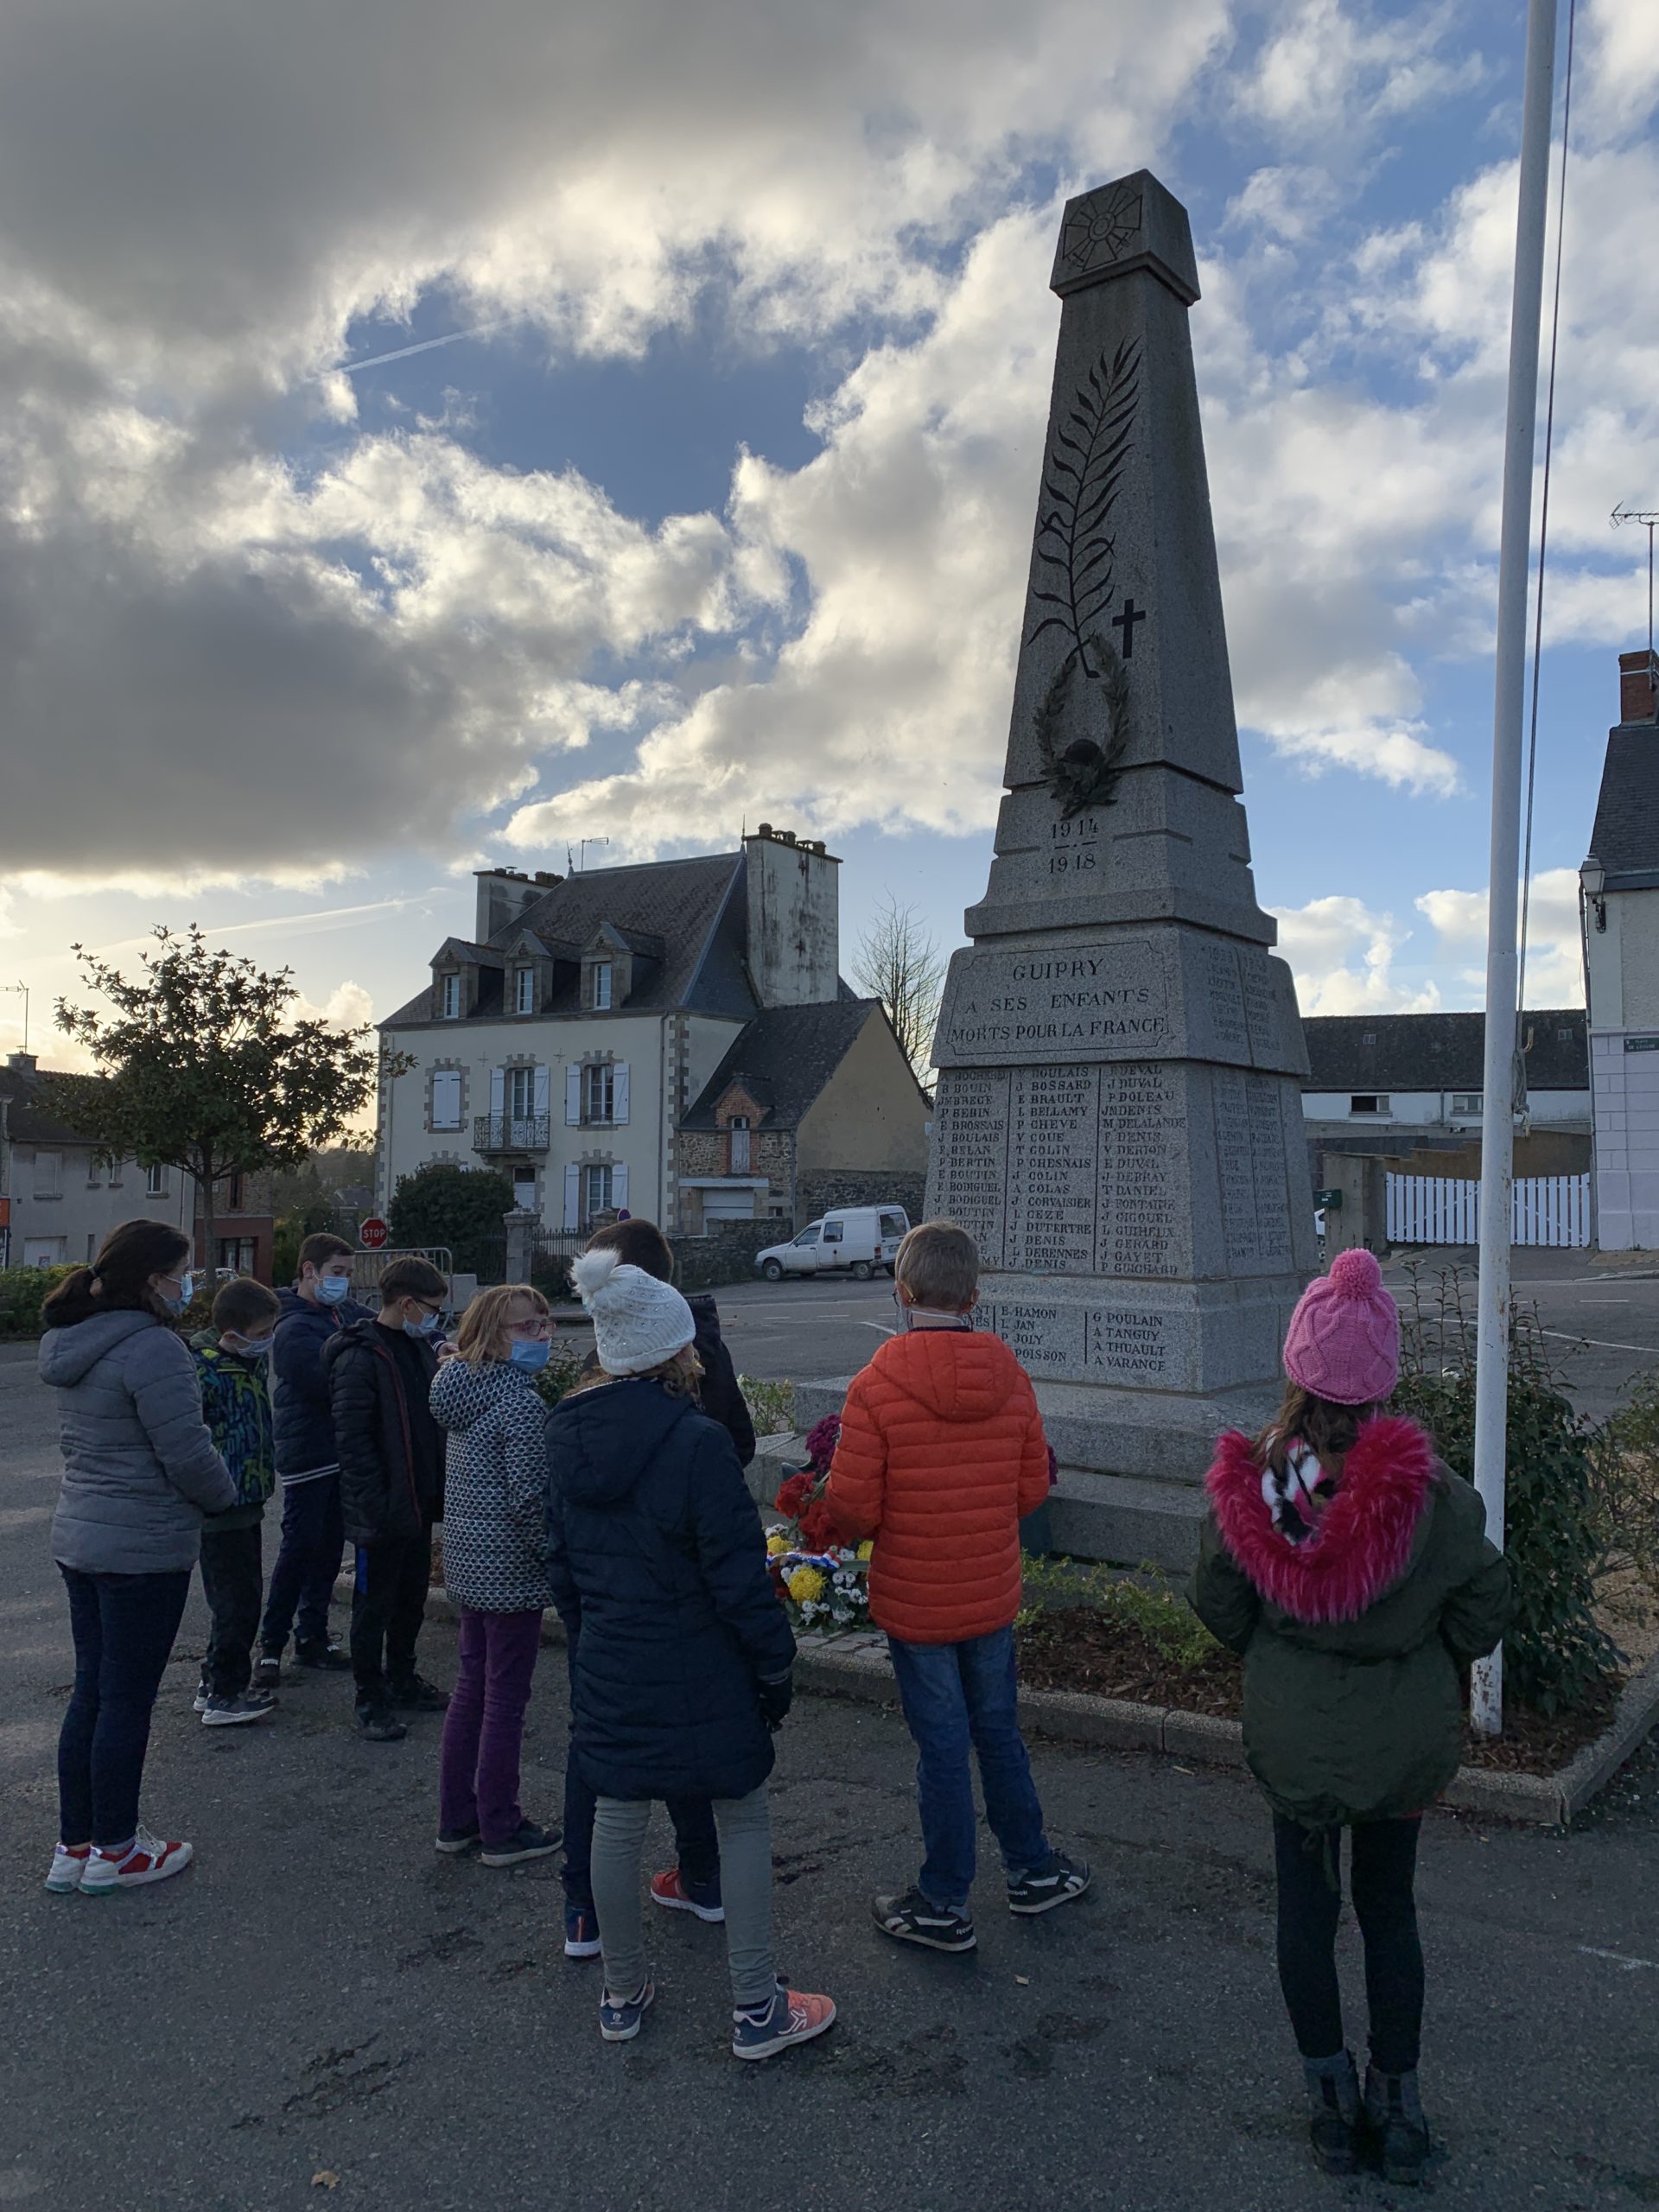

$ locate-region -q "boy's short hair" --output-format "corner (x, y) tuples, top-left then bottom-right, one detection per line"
(584, 1216), (675, 1284)
(212, 1278), (282, 1335)
(379, 1255), (449, 1304)
(298, 1231), (354, 1271)
(894, 1220), (980, 1310)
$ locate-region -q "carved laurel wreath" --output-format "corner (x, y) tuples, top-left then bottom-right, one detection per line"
(1033, 632), (1132, 817)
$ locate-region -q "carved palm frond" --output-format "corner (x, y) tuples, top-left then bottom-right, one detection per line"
(1026, 336), (1141, 659)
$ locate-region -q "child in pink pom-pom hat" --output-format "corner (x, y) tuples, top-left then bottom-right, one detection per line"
(1187, 1247), (1512, 2187)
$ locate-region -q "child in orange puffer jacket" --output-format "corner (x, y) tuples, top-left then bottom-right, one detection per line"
(825, 1219), (1090, 1955)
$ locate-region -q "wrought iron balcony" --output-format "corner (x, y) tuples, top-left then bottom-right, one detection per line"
(473, 1113), (550, 1154)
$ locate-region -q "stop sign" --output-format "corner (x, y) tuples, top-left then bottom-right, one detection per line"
(359, 1217), (389, 1250)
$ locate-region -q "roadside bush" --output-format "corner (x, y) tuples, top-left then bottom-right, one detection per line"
(740, 1376), (796, 1437)
(531, 1339), (588, 1413)
(388, 1163), (515, 1280)
(1590, 1376), (1659, 1611)
(1394, 1268), (1622, 1717)
(0, 1266), (76, 1337)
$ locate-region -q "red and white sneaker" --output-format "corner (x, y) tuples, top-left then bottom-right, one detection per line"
(649, 1866), (725, 1923)
(80, 1827), (194, 1894)
(45, 1843), (92, 1893)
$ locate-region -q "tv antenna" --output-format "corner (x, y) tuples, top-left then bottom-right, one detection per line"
(1612, 505), (1659, 655)
(0, 982), (28, 1054)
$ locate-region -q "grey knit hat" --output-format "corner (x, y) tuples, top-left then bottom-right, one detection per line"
(570, 1248), (696, 1375)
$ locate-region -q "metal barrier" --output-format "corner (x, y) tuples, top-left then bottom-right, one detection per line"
(348, 1246), (454, 1296)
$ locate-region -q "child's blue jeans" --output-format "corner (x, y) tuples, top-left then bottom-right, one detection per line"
(886, 1626), (1050, 1911)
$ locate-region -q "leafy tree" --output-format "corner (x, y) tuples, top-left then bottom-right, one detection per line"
(50, 926), (396, 1274)
(389, 1163), (516, 1279)
(852, 896), (945, 1083)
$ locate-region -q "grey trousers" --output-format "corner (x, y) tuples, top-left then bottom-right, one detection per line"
(592, 1785), (777, 2011)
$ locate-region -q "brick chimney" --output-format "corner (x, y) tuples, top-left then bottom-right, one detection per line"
(1620, 649), (1659, 726)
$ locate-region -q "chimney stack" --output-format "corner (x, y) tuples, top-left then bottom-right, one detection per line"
(1620, 649), (1659, 726)
(743, 825), (841, 1007)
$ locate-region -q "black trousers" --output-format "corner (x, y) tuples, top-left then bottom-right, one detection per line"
(1274, 1815), (1425, 2075)
(350, 1526), (433, 1702)
(199, 1524), (264, 1697)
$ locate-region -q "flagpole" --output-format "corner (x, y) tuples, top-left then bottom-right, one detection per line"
(1471, 0), (1560, 1736)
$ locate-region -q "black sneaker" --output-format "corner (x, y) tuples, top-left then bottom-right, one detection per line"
(387, 1675), (449, 1713)
(253, 1654), (282, 1692)
(293, 1637), (352, 1672)
(480, 1821), (563, 1868)
(1305, 2052), (1362, 2177)
(435, 1824), (481, 1855)
(1007, 1852), (1091, 1916)
(871, 1887), (976, 1953)
(356, 1701), (408, 1743)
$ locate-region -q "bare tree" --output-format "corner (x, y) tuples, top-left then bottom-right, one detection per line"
(853, 898), (944, 1082)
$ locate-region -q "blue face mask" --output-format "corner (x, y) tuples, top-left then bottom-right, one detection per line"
(160, 1272), (194, 1314)
(315, 1273), (353, 1306)
(509, 1338), (552, 1375)
(404, 1308), (442, 1338)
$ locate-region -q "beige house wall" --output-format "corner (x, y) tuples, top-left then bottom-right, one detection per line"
(796, 1014), (931, 1174)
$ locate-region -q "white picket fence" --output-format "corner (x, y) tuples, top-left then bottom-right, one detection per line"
(1385, 1173), (1591, 1249)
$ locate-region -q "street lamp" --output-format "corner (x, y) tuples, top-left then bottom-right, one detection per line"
(1581, 854), (1607, 933)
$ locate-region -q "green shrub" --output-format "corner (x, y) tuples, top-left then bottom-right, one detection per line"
(531, 1339), (588, 1413)
(1018, 1556), (1224, 1669)
(388, 1163), (516, 1279)
(1589, 1376), (1659, 1611)
(1394, 1267), (1621, 1717)
(0, 1265), (76, 1337)
(740, 1375), (796, 1436)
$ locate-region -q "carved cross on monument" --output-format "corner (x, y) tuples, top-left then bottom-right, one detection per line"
(919, 171), (1319, 1568)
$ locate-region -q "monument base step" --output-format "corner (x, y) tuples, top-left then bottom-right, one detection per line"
(1044, 1466), (1208, 1570)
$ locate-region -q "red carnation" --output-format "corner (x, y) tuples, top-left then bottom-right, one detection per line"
(774, 1471), (814, 1517)
(798, 1497), (836, 1551)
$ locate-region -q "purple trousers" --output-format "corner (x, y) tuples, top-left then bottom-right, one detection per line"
(438, 1607), (543, 1847)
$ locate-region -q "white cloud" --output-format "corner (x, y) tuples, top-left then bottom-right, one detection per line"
(1273, 893), (1442, 1015)
(292, 980), (375, 1034)
(1415, 867), (1586, 1006)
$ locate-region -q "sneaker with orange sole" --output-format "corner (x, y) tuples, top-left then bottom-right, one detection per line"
(80, 1827), (194, 1894)
(731, 1983), (837, 2062)
(650, 1866), (724, 1923)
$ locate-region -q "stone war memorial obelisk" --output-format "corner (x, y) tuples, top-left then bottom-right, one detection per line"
(925, 170), (1318, 1567)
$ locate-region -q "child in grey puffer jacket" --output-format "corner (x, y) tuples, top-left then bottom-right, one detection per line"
(429, 1283), (558, 1866)
(39, 1221), (235, 1899)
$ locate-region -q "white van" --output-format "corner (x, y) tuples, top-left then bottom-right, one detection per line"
(753, 1205), (910, 1282)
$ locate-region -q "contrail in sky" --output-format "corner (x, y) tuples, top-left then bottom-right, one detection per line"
(337, 321), (509, 376)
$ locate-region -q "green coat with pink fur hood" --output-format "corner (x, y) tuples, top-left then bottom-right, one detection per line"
(1189, 1415), (1513, 1828)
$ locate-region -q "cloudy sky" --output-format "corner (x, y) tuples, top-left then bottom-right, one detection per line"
(1, 0), (1656, 1064)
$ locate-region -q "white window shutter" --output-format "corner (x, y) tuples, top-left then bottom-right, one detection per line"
(613, 1062), (630, 1125)
(565, 1066), (582, 1125)
(489, 1066), (505, 1114)
(563, 1163), (582, 1229)
(532, 1065), (550, 1116)
(612, 1162), (629, 1211)
(431, 1071), (461, 1130)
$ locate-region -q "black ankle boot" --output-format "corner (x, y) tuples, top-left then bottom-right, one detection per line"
(1303, 2051), (1361, 2175)
(1364, 2064), (1431, 2186)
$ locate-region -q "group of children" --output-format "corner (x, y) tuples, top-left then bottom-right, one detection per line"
(43, 1207), (1512, 2178)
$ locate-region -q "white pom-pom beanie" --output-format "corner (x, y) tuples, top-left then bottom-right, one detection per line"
(570, 1247), (696, 1376)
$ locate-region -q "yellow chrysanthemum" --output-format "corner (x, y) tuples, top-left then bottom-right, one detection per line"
(766, 1535), (789, 1556)
(787, 1566), (826, 1605)
(856, 1541), (874, 1562)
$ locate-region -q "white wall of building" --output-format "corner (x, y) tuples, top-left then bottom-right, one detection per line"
(379, 1011), (747, 1229)
(1, 1142), (192, 1269)
(1302, 1088), (1588, 1131)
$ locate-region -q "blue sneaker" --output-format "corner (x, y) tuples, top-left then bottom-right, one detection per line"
(599, 1978), (654, 2042)
(564, 1904), (601, 1960)
(731, 1982), (837, 2063)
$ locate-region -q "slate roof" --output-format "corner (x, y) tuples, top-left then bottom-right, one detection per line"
(1303, 1010), (1587, 1095)
(382, 852), (756, 1028)
(680, 1001), (883, 1130)
(1588, 728), (1659, 886)
(0, 1061), (98, 1146)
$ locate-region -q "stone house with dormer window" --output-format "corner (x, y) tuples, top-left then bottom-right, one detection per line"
(376, 828), (930, 1241)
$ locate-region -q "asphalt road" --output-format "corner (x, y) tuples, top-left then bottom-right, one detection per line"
(4, 1340), (1659, 2210)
